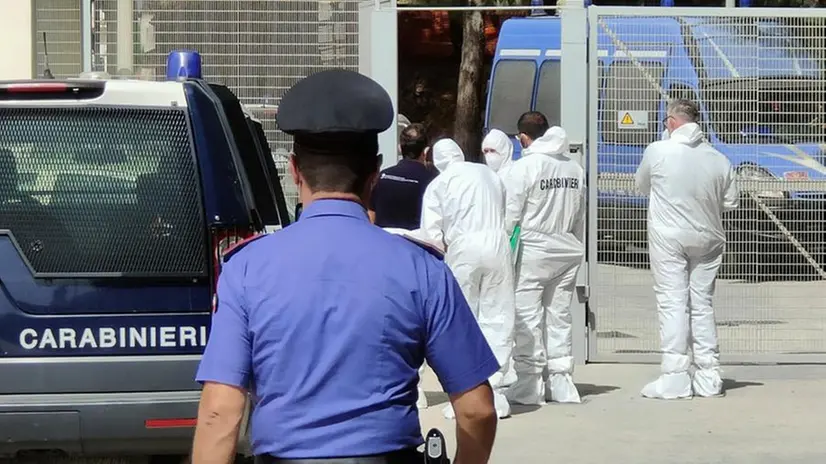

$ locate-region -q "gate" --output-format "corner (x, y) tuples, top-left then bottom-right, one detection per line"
(586, 6), (826, 363)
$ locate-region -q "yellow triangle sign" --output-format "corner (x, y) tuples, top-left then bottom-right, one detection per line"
(621, 112), (634, 125)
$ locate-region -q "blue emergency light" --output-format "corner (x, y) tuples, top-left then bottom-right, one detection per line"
(166, 50), (202, 81)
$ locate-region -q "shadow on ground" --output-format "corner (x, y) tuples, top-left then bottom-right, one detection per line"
(425, 391), (450, 407)
(723, 378), (764, 391)
(426, 383), (621, 411)
(510, 404), (542, 416)
(577, 383), (621, 398)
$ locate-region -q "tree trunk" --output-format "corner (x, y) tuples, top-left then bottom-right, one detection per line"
(454, 8), (485, 162)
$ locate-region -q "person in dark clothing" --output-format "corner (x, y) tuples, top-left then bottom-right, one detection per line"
(368, 123), (438, 229)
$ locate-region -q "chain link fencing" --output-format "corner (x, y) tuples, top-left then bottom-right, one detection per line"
(34, 0), (362, 215)
(34, 0), (83, 78)
(589, 7), (826, 361)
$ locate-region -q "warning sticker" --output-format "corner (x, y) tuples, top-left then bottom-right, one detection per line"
(617, 111), (648, 130)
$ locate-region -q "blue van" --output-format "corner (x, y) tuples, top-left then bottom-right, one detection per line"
(487, 15), (826, 274)
(0, 53), (289, 460)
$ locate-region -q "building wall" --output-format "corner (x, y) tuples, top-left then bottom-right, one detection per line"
(0, 0), (35, 79)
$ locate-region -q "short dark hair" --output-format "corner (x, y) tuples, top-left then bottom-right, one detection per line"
(667, 98), (700, 124)
(399, 123), (429, 159)
(293, 146), (379, 195)
(517, 111), (550, 140)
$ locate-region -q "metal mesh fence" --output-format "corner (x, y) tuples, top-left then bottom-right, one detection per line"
(0, 106), (207, 277)
(590, 11), (826, 360)
(89, 0), (360, 215)
(34, 0), (83, 78)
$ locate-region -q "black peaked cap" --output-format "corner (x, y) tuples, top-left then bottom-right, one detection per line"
(278, 69), (394, 136)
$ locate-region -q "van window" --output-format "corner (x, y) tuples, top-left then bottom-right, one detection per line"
(535, 60), (562, 128)
(209, 84), (278, 228)
(246, 117), (291, 227)
(704, 79), (826, 144)
(0, 106), (207, 277)
(488, 60), (537, 135)
(601, 60), (665, 146)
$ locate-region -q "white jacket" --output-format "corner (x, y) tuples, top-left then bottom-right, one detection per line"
(421, 139), (507, 249)
(504, 127), (585, 260)
(636, 122), (740, 246)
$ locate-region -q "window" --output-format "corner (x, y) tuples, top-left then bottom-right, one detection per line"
(601, 60), (666, 146)
(488, 60), (537, 135)
(0, 106), (207, 277)
(245, 116), (291, 227)
(703, 79), (826, 144)
(535, 60), (562, 128)
(210, 83), (278, 229)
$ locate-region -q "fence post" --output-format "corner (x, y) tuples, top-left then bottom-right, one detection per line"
(81, 0), (93, 73)
(116, 0), (133, 75)
(560, 0), (589, 365)
(359, 0), (398, 170)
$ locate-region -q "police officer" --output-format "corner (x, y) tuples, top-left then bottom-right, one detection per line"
(191, 69), (499, 464)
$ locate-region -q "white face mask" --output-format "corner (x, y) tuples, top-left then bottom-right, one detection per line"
(484, 152), (506, 172)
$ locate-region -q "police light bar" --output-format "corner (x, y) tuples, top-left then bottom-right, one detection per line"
(166, 50), (203, 81)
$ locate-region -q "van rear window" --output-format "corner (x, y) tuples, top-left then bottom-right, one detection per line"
(488, 60), (537, 135)
(0, 106), (207, 277)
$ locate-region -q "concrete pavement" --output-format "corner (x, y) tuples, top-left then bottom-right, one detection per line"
(419, 363), (826, 463)
(593, 264), (826, 357)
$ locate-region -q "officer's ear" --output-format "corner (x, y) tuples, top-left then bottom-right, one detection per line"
(289, 153), (302, 188)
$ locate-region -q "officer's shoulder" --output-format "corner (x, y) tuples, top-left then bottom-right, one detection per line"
(222, 233), (271, 262)
(400, 235), (445, 261)
(380, 228), (445, 261)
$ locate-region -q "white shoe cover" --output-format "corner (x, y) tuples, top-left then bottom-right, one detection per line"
(416, 387), (428, 409)
(493, 389), (511, 418)
(442, 404), (455, 420)
(441, 390), (512, 420)
(505, 374), (546, 406)
(641, 372), (693, 400)
(545, 373), (582, 404)
(693, 368), (724, 397)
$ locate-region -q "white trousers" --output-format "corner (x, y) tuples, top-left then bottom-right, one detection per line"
(643, 231), (724, 399)
(508, 243), (581, 405)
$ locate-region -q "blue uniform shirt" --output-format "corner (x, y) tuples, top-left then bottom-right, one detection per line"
(196, 199), (499, 458)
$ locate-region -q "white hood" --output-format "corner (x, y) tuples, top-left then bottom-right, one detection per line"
(482, 129), (514, 173)
(432, 138), (465, 172)
(525, 126), (569, 156)
(668, 122), (704, 145)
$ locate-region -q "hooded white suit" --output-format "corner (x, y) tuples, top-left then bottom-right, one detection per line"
(504, 127), (585, 405)
(635, 122), (740, 399)
(421, 139), (516, 419)
(483, 129), (515, 178)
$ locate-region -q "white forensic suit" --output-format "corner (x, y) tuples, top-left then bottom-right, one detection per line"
(635, 122), (740, 399)
(420, 139), (516, 419)
(504, 127), (585, 405)
(483, 129), (515, 178)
